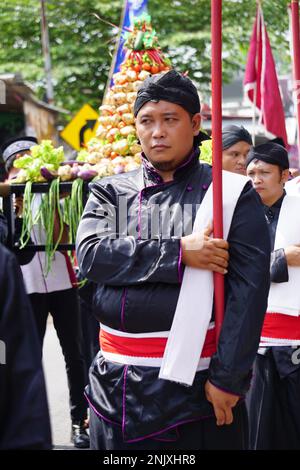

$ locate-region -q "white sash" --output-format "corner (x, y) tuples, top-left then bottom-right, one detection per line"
(285, 177), (300, 197)
(159, 171), (248, 386)
(267, 195), (300, 317)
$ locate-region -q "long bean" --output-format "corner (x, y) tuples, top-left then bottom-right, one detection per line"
(19, 181), (33, 248)
(46, 178), (65, 274)
(19, 178), (86, 277)
(53, 178), (64, 253)
(70, 178), (84, 243)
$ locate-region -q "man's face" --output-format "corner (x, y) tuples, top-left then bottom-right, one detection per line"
(5, 151), (28, 181)
(135, 100), (201, 173)
(247, 160), (289, 206)
(222, 141), (251, 175)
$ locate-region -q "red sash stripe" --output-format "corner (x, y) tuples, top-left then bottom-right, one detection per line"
(261, 312), (300, 341)
(100, 326), (216, 359)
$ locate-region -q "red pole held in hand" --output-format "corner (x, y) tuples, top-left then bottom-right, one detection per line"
(211, 0), (224, 343)
(291, 1), (300, 157)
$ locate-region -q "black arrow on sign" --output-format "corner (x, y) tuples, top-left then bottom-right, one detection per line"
(79, 119), (97, 147)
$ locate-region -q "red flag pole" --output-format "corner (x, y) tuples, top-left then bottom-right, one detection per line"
(211, 0), (224, 343)
(291, 0), (300, 158)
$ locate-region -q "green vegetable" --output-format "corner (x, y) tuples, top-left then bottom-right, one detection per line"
(52, 178), (64, 255)
(14, 154), (33, 169)
(77, 149), (89, 162)
(69, 178), (84, 244)
(200, 139), (213, 165)
(62, 179), (84, 246)
(127, 134), (137, 146)
(134, 31), (144, 51)
(13, 140), (65, 183)
(40, 178), (62, 274)
(113, 132), (123, 142)
(19, 181), (34, 248)
(18, 168), (85, 275)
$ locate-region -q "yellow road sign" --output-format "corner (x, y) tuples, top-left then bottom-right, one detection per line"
(60, 104), (99, 150)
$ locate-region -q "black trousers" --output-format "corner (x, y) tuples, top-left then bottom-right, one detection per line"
(79, 296), (100, 381)
(29, 288), (88, 423)
(247, 352), (300, 450)
(89, 402), (248, 450)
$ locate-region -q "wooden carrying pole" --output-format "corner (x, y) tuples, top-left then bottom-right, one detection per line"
(211, 0), (224, 343)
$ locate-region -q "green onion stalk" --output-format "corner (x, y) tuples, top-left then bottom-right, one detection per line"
(20, 177), (87, 282)
(19, 181), (35, 248)
(40, 178), (64, 275)
(69, 178), (84, 244)
(62, 178), (87, 287)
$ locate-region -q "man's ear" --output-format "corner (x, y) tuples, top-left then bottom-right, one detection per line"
(282, 168), (290, 183)
(192, 113), (201, 135)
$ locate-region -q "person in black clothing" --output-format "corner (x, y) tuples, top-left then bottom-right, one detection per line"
(76, 70), (270, 450)
(76, 272), (99, 380)
(0, 242), (52, 449)
(0, 212), (7, 244)
(1, 136), (89, 449)
(1, 136), (40, 265)
(246, 142), (300, 449)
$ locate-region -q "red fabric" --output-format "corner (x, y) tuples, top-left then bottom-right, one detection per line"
(100, 327), (216, 359)
(244, 5), (288, 147)
(261, 312), (300, 340)
(62, 252), (78, 288)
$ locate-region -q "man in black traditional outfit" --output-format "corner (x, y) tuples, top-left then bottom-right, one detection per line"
(246, 143), (300, 449)
(76, 70), (270, 450)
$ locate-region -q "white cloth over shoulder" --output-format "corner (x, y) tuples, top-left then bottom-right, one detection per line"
(267, 195), (300, 316)
(285, 177), (300, 196)
(159, 171), (249, 386)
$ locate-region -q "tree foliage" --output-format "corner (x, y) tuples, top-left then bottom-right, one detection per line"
(0, 0), (291, 123)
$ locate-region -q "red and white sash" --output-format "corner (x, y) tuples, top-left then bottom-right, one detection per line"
(159, 171), (249, 386)
(260, 312), (300, 347)
(99, 322), (216, 370)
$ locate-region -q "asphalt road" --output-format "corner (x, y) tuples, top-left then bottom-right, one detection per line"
(43, 317), (76, 450)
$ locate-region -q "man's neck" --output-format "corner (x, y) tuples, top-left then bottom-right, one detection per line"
(263, 190), (285, 208)
(157, 170), (174, 182)
(153, 147), (197, 182)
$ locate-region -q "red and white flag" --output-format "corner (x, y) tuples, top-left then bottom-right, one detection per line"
(244, 3), (288, 147)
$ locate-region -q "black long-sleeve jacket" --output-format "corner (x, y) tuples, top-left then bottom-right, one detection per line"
(76, 149), (270, 441)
